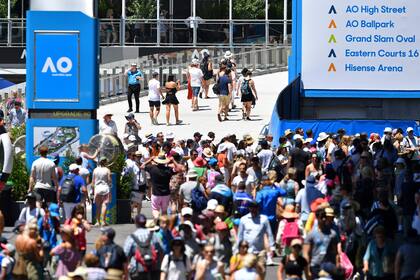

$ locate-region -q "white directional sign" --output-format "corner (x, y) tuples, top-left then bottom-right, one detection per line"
(301, 1), (420, 91)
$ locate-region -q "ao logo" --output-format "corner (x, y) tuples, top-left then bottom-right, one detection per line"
(41, 57), (73, 76)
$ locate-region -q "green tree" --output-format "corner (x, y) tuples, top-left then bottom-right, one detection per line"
(127, 0), (156, 19)
(233, 0), (265, 19)
(0, 0), (18, 18)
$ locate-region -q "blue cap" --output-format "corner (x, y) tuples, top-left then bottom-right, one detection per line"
(207, 157), (218, 167)
(48, 203), (60, 217)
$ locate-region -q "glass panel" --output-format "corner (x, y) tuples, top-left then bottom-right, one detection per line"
(233, 22), (266, 44)
(268, 22), (282, 44)
(126, 0), (156, 19)
(0, 21), (7, 45)
(99, 20), (120, 46)
(11, 19), (25, 45)
(125, 21), (157, 44)
(99, 0), (122, 18)
(197, 0), (229, 19)
(233, 0), (265, 20)
(197, 22), (229, 45)
(162, 20), (193, 45)
(268, 0), (282, 19)
(10, 0), (29, 18)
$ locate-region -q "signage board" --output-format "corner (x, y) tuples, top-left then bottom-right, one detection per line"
(290, 0), (420, 98)
(34, 32), (79, 101)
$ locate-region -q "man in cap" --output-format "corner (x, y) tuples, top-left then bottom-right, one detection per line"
(57, 163), (87, 219)
(96, 227), (127, 273)
(99, 113), (118, 136)
(148, 72), (165, 125)
(124, 214), (161, 279)
(304, 207), (340, 279)
(179, 169), (205, 207)
(17, 192), (45, 224)
(125, 63), (143, 113)
(29, 146), (59, 204)
(8, 100), (26, 127)
(402, 127), (419, 161)
(295, 175), (324, 226)
(237, 200), (276, 271)
(188, 58), (204, 111)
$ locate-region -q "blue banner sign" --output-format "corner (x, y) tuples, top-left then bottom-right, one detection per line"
(35, 32), (79, 102)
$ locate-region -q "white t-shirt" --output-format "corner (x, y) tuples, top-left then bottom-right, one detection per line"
(99, 119), (118, 136)
(257, 149), (274, 171)
(31, 157), (56, 190)
(148, 79), (161, 101)
(188, 67), (204, 87)
(1, 255), (14, 276)
(161, 254), (192, 280)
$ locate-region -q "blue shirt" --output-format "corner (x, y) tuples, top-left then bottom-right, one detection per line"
(218, 75), (231, 96)
(233, 190), (253, 216)
(127, 70), (143, 85)
(211, 183), (233, 198)
(256, 185), (286, 221)
(37, 216), (59, 250)
(59, 174), (85, 203)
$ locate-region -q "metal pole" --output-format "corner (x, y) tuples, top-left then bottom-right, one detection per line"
(7, 0), (11, 46)
(157, 0), (161, 46)
(229, 0), (233, 49)
(121, 0), (126, 46)
(283, 0), (288, 44)
(265, 0), (269, 46)
(192, 0), (197, 47)
(169, 0), (173, 45)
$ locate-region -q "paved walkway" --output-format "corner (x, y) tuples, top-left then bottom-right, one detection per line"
(98, 71), (288, 142)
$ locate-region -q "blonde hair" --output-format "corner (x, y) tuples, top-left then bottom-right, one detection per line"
(268, 170), (277, 182)
(243, 254), (257, 268)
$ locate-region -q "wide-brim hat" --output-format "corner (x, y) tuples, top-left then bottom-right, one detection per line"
(186, 169), (198, 178)
(193, 157), (207, 167)
(317, 132), (329, 142)
(284, 129), (293, 137)
(244, 135), (254, 145)
(202, 148), (214, 158)
(146, 220), (160, 231)
(224, 50), (234, 59)
(153, 153), (170, 164)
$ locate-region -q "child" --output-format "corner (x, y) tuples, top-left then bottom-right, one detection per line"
(1, 244), (16, 280)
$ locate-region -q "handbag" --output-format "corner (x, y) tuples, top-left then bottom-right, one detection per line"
(212, 83), (220, 95)
(340, 252), (354, 280)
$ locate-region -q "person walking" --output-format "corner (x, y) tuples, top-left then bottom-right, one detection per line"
(99, 113), (118, 136)
(239, 70), (258, 120)
(57, 163), (87, 220)
(200, 49), (213, 99)
(8, 101), (26, 127)
(216, 65), (232, 122)
(187, 59), (204, 111)
(124, 113), (142, 143)
(163, 75), (182, 126)
(160, 237), (192, 280)
(125, 63), (143, 113)
(29, 146), (59, 204)
(147, 72), (164, 125)
(92, 157), (112, 226)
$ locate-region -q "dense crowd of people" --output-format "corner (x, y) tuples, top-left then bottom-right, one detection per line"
(0, 123), (419, 280)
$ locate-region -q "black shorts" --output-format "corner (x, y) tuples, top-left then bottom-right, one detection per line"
(34, 188), (57, 204)
(148, 100), (161, 108)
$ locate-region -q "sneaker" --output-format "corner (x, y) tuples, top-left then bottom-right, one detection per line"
(166, 122), (170, 126)
(246, 117), (251, 121)
(266, 256), (274, 266)
(135, 110), (140, 113)
(127, 109), (133, 112)
(176, 120), (183, 125)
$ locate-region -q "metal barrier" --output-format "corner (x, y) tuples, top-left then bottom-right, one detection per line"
(99, 45), (290, 105)
(0, 18), (292, 47)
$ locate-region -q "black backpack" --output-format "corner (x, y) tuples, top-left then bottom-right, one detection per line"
(241, 79), (251, 95)
(60, 175), (77, 203)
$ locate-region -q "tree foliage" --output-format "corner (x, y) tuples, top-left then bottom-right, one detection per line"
(233, 0), (265, 19)
(0, 0), (18, 18)
(127, 0), (157, 19)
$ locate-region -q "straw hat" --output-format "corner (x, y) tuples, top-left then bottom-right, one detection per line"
(153, 153), (170, 164)
(244, 135), (254, 145)
(224, 50), (234, 59)
(317, 132), (329, 142)
(146, 220), (160, 231)
(202, 147), (214, 158)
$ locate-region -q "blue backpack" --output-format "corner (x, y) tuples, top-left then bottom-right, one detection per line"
(191, 185), (208, 212)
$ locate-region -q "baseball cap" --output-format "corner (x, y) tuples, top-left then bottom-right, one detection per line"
(384, 127), (392, 133)
(48, 203), (60, 217)
(407, 127), (414, 132)
(69, 163), (79, 171)
(181, 207), (193, 216)
(100, 227), (116, 240)
(206, 199), (218, 211)
(193, 132), (202, 138)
